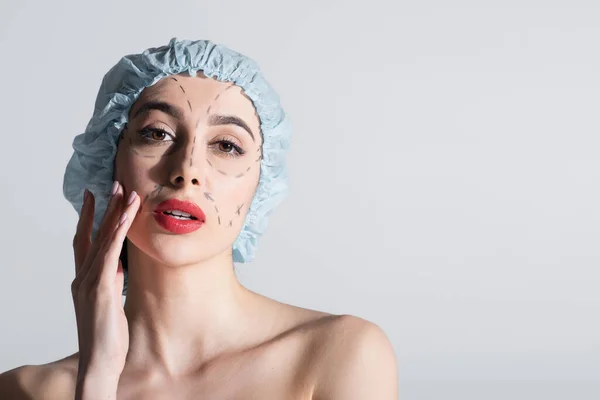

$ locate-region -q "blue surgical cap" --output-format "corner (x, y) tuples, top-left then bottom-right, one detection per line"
(63, 38), (291, 285)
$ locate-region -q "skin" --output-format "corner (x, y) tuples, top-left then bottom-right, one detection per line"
(0, 72), (398, 399)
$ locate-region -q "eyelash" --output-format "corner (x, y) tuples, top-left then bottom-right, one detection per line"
(137, 127), (174, 145)
(136, 127), (246, 157)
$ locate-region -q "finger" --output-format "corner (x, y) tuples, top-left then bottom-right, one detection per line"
(97, 190), (141, 289)
(87, 182), (127, 271)
(73, 188), (95, 275)
(76, 183), (123, 292)
(84, 190), (140, 290)
(88, 181), (124, 256)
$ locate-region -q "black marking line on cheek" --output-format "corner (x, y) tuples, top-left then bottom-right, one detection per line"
(228, 220), (233, 227)
(218, 216), (221, 225)
(206, 105), (211, 115)
(246, 166), (251, 172)
(214, 205), (219, 213)
(140, 184), (162, 214)
(149, 184), (162, 198)
(128, 137), (157, 158)
(235, 172), (245, 178)
(216, 169), (228, 176)
(171, 77), (179, 82)
(179, 85), (186, 94)
(236, 204), (243, 216)
(206, 158), (213, 168)
(187, 99), (192, 113)
(204, 192), (214, 202)
(132, 150), (159, 158)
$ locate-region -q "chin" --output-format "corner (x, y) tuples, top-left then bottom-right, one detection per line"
(127, 218), (238, 265)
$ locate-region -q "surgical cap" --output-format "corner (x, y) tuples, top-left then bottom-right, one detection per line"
(63, 38), (291, 292)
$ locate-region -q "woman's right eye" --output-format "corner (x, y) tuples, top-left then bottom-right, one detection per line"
(137, 127), (175, 143)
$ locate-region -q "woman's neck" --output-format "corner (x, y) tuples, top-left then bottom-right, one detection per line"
(121, 245), (263, 377)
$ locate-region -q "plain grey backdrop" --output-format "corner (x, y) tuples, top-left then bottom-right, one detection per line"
(0, 0), (598, 399)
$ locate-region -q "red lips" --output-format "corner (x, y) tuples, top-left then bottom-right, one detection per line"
(153, 198), (206, 234)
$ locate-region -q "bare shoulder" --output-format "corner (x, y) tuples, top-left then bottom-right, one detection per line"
(0, 354), (78, 400)
(307, 314), (399, 400)
(264, 300), (397, 398)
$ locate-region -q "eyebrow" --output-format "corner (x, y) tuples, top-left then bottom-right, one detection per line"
(131, 100), (255, 142)
(207, 114), (255, 142)
(132, 100), (184, 121)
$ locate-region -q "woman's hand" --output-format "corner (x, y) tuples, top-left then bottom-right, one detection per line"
(71, 181), (139, 387)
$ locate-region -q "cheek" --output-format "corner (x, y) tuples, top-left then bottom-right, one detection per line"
(208, 169), (260, 221)
(114, 147), (156, 192)
(215, 170), (259, 201)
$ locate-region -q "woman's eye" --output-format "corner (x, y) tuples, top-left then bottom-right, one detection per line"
(219, 142), (234, 152)
(151, 130), (167, 140)
(213, 140), (245, 157)
(139, 128), (174, 142)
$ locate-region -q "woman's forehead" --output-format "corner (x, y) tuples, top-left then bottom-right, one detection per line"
(130, 72), (260, 129)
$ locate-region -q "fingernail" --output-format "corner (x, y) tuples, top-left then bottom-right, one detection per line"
(83, 188), (89, 203)
(119, 212), (128, 226)
(127, 191), (137, 205)
(112, 181), (119, 196)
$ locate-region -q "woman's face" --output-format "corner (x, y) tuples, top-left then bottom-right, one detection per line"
(114, 72), (262, 266)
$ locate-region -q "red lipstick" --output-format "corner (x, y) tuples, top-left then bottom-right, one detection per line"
(153, 198), (206, 234)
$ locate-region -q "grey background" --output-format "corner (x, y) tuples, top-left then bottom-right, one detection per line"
(0, 0), (598, 399)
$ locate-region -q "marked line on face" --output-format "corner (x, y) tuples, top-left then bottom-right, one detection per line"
(128, 137), (158, 158)
(171, 77), (179, 82)
(218, 216), (221, 225)
(204, 192), (214, 202)
(228, 220), (233, 227)
(151, 184), (164, 198)
(179, 85), (186, 94)
(189, 135), (197, 168)
(236, 204), (243, 215)
(140, 184), (164, 214)
(212, 84), (234, 103)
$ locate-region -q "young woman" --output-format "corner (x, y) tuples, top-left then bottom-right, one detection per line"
(0, 38), (398, 399)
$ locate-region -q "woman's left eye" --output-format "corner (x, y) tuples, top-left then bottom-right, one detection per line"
(213, 140), (245, 157)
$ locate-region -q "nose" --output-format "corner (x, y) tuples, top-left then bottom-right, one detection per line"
(167, 141), (204, 188)
(170, 174), (200, 187)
